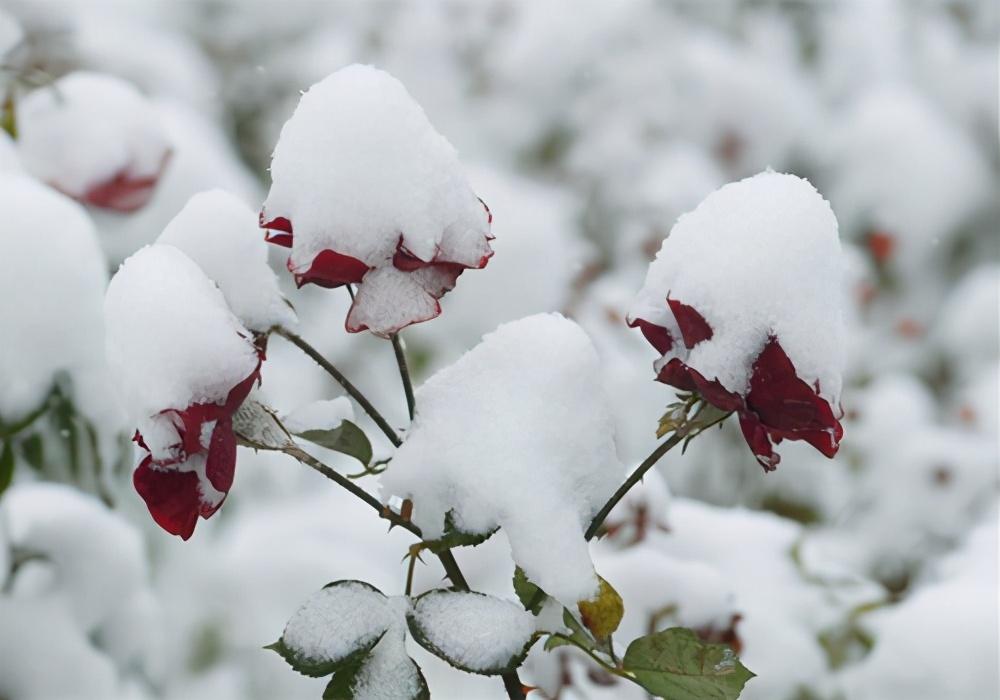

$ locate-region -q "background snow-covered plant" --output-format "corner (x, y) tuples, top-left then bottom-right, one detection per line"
(0, 2), (996, 700)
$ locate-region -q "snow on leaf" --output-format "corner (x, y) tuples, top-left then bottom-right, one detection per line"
(270, 581), (395, 678)
(407, 589), (536, 676)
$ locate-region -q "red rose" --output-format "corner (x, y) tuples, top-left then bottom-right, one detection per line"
(132, 359), (260, 539)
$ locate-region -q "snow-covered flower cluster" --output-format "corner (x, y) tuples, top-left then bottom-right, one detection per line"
(0, 3), (995, 700)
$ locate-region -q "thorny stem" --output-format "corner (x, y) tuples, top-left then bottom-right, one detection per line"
(391, 334), (416, 421)
(283, 444), (420, 536)
(585, 407), (732, 541)
(272, 326), (402, 447)
(585, 433), (684, 541)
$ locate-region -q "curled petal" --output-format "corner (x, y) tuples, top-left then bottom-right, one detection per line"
(133, 456), (202, 540)
(667, 297), (713, 349)
(627, 317), (674, 355)
(289, 248), (370, 289)
(260, 212), (294, 248)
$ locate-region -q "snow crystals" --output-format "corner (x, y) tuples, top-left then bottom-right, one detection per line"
(381, 313), (623, 604)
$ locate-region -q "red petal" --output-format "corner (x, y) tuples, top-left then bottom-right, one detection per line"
(201, 417), (236, 517)
(292, 249), (370, 289)
(82, 151), (172, 213)
(657, 359), (743, 412)
(260, 213), (294, 248)
(743, 338), (843, 460)
(738, 414), (780, 472)
(628, 318), (674, 355)
(668, 297), (713, 349)
(133, 456), (201, 540)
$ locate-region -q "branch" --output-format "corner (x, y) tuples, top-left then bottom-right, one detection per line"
(585, 433), (684, 541)
(272, 326), (402, 447)
(391, 334), (416, 421)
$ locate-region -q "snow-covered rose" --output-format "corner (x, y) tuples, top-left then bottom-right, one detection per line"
(157, 188), (296, 334)
(628, 171), (845, 470)
(105, 245), (261, 539)
(17, 71), (172, 212)
(260, 64), (492, 338)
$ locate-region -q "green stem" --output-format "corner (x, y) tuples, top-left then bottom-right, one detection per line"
(273, 327), (402, 447)
(391, 334), (416, 421)
(283, 444), (419, 536)
(585, 433), (684, 541)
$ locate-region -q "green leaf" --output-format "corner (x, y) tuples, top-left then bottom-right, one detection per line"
(295, 420), (372, 466)
(623, 628), (754, 700)
(322, 647), (429, 700)
(407, 589), (536, 676)
(268, 580), (391, 678)
(0, 440), (14, 496)
(577, 576), (624, 640)
(513, 567), (545, 614)
(423, 510), (496, 554)
(20, 433), (44, 471)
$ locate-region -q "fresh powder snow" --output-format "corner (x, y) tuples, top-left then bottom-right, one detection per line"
(0, 174), (108, 422)
(158, 189), (296, 333)
(281, 582), (396, 665)
(410, 591), (535, 673)
(381, 313), (623, 604)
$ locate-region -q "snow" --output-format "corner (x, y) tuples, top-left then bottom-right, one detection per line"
(382, 313), (623, 604)
(351, 610), (423, 700)
(838, 514), (999, 700)
(281, 581), (395, 664)
(0, 173), (108, 422)
(282, 397), (354, 434)
(629, 170), (845, 403)
(104, 244), (259, 456)
(263, 64), (491, 336)
(265, 63), (487, 267)
(16, 71), (171, 204)
(1, 483), (146, 631)
(158, 189), (296, 332)
(0, 7), (23, 57)
(0, 130), (23, 172)
(410, 591), (535, 672)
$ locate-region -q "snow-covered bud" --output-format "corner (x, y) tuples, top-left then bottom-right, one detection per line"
(158, 189), (296, 335)
(260, 64), (492, 338)
(628, 171), (845, 470)
(104, 245), (261, 539)
(17, 71), (172, 212)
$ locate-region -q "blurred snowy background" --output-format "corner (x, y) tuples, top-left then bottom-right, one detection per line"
(0, 1), (996, 699)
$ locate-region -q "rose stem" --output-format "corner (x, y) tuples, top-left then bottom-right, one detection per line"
(390, 333), (416, 421)
(272, 326), (402, 447)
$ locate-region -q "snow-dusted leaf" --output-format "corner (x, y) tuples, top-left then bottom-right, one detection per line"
(322, 631), (429, 700)
(233, 399), (294, 451)
(407, 589), (536, 676)
(577, 576), (624, 640)
(513, 566), (545, 615)
(294, 420), (372, 466)
(0, 440), (13, 495)
(268, 581), (395, 678)
(622, 628), (754, 700)
(423, 510), (497, 554)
